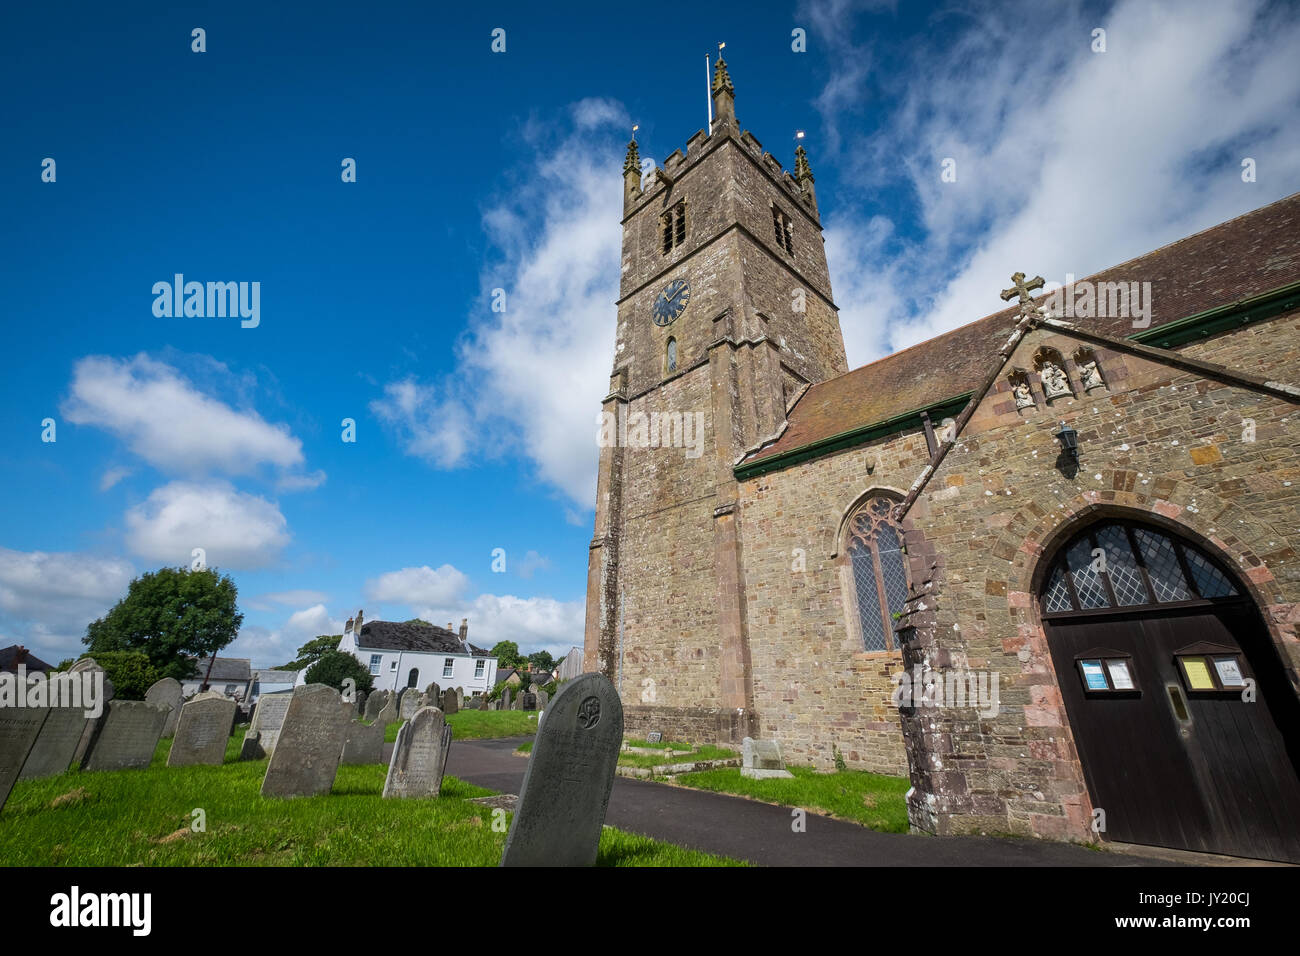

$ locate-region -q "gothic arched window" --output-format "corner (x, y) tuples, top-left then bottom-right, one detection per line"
(666, 336), (678, 374)
(845, 495), (909, 651)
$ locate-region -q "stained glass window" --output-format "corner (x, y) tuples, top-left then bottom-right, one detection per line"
(846, 496), (909, 651)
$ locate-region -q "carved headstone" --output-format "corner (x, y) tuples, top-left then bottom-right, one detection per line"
(261, 685), (349, 798)
(501, 687), (512, 710)
(536, 689), (549, 710)
(168, 693), (237, 767)
(354, 690), (367, 716)
(145, 677), (184, 738)
(424, 681), (441, 701)
(363, 690), (387, 722)
(400, 689), (422, 720)
(1, 707), (50, 812)
(20, 704), (89, 780)
(440, 689), (459, 715)
(68, 658), (114, 766)
(382, 707), (452, 798)
(455, 687), (465, 709)
(83, 700), (168, 772)
(520, 692), (537, 711)
(741, 737), (794, 779)
(239, 691), (292, 760)
(341, 715), (385, 764)
(375, 694), (398, 727)
(501, 673), (623, 867)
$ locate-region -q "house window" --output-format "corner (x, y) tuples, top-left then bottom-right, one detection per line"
(772, 205), (794, 255)
(666, 337), (678, 374)
(390, 660), (397, 672)
(661, 201), (687, 254)
(475, 659), (485, 678)
(369, 654), (382, 675)
(443, 658), (455, 678)
(845, 495), (909, 652)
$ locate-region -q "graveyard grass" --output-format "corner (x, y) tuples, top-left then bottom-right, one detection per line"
(674, 766), (912, 833)
(615, 745), (737, 769)
(0, 729), (742, 867)
(385, 709), (539, 743)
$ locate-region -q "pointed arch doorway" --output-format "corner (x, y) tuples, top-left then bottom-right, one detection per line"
(1039, 518), (1300, 862)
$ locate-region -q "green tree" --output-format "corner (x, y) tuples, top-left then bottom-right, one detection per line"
(527, 650), (555, 673)
(305, 650), (374, 696)
(490, 640), (523, 669)
(85, 567), (242, 680)
(276, 635), (341, 671)
(71, 651), (160, 701)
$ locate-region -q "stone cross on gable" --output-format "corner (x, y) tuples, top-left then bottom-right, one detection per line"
(1000, 272), (1045, 311)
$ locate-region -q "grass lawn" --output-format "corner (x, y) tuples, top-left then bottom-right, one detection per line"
(672, 766), (911, 833)
(616, 745), (736, 770)
(0, 735), (741, 867)
(625, 738), (692, 751)
(385, 709), (539, 743)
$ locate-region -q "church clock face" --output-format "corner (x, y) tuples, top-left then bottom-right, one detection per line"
(652, 279), (690, 326)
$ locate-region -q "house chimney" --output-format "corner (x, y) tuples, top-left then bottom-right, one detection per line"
(446, 622), (454, 632)
(355, 609), (364, 632)
(459, 618), (468, 641)
(345, 618), (354, 635)
(15, 645), (28, 665)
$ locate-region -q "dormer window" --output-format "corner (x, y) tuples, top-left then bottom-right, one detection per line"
(662, 201), (687, 254)
(772, 205), (794, 255)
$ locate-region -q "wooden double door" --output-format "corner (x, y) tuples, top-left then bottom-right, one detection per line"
(1041, 520), (1300, 862)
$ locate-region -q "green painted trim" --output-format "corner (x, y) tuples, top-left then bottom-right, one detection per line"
(1129, 279), (1300, 349)
(735, 393), (972, 482)
(733, 279), (1300, 482)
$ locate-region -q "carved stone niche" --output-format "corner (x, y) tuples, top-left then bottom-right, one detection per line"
(1034, 347), (1073, 401)
(1075, 347), (1106, 392)
(1008, 370), (1035, 411)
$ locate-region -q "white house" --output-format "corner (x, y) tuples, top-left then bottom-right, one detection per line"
(181, 656), (252, 700)
(337, 610), (497, 697)
(249, 668), (299, 702)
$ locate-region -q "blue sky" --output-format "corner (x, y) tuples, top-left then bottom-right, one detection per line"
(2, 0), (1297, 667)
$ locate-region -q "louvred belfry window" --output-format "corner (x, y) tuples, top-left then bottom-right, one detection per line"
(1041, 520), (1239, 615)
(846, 496), (909, 652)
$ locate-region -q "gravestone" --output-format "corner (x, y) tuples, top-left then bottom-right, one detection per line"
(501, 673), (623, 867)
(520, 692), (538, 711)
(20, 704), (89, 780)
(363, 690), (387, 722)
(168, 693), (237, 767)
(536, 689), (549, 709)
(511, 693), (522, 711)
(83, 700), (168, 772)
(375, 694), (398, 727)
(1, 707), (50, 812)
(440, 689), (459, 715)
(741, 737), (794, 779)
(261, 685), (349, 798)
(528, 683), (540, 694)
(354, 690), (367, 716)
(501, 687), (512, 710)
(68, 658), (114, 766)
(382, 707), (453, 798)
(424, 681), (440, 701)
(145, 677), (184, 737)
(239, 692), (292, 760)
(400, 689), (422, 720)
(341, 715), (385, 764)
(455, 687), (465, 709)
(646, 731), (663, 744)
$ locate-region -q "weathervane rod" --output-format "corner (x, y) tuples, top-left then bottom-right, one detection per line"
(706, 52), (713, 135)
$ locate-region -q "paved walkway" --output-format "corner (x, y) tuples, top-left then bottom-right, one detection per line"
(445, 736), (1174, 867)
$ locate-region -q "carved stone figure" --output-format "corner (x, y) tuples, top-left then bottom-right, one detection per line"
(1012, 378), (1034, 409)
(1079, 359), (1104, 391)
(1040, 362), (1071, 399)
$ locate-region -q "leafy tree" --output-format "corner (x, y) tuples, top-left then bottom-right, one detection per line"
(85, 567), (242, 680)
(75, 651), (160, 701)
(490, 640), (523, 670)
(276, 635), (341, 671)
(305, 650), (374, 696)
(527, 650), (555, 673)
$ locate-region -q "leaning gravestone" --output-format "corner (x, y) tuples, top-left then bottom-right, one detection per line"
(536, 689), (549, 709)
(261, 685), (349, 798)
(440, 689), (459, 715)
(375, 694), (398, 727)
(1, 707), (50, 812)
(145, 677), (184, 738)
(741, 737), (794, 779)
(400, 689), (423, 720)
(68, 658), (114, 766)
(20, 672), (96, 780)
(501, 687), (512, 710)
(382, 707), (453, 798)
(363, 690), (386, 722)
(455, 687), (465, 709)
(168, 693), (237, 767)
(424, 681), (440, 701)
(501, 673), (623, 867)
(83, 700), (168, 772)
(239, 692), (292, 760)
(340, 715), (384, 764)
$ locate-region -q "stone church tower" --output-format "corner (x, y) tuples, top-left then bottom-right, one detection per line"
(583, 57), (847, 740)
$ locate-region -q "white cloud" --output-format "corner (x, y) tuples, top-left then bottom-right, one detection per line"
(124, 481), (289, 569)
(414, 593), (584, 660)
(62, 353), (322, 487)
(373, 104), (625, 509)
(0, 547), (136, 661)
(227, 603), (344, 667)
(248, 589), (331, 610)
(515, 550), (551, 580)
(283, 604), (344, 640)
(99, 466), (132, 491)
(364, 564), (471, 607)
(805, 0), (1300, 364)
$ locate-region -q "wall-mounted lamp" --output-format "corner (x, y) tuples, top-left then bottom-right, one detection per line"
(1054, 420), (1079, 462)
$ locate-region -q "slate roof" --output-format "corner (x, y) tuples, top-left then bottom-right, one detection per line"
(0, 645), (53, 673)
(254, 669), (300, 682)
(185, 657), (252, 682)
(742, 191), (1300, 468)
(356, 620), (492, 657)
